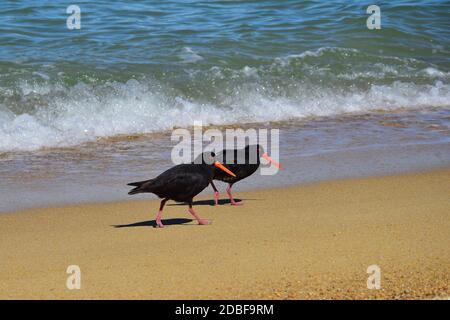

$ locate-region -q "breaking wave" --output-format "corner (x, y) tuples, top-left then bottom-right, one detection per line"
(1, 48), (449, 152)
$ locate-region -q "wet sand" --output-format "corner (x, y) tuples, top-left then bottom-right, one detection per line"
(0, 169), (449, 299)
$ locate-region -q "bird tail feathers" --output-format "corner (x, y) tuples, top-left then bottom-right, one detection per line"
(127, 179), (154, 195)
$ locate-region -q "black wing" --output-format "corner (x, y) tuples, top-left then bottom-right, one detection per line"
(213, 148), (260, 183)
(150, 164), (211, 202)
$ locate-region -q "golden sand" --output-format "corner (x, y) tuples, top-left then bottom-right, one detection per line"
(0, 169), (449, 299)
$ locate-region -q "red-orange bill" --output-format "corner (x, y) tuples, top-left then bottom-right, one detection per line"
(214, 161), (236, 177)
(262, 153), (283, 169)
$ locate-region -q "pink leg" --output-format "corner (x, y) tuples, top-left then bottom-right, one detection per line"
(211, 182), (219, 206)
(213, 191), (219, 206)
(188, 205), (210, 225)
(226, 185), (243, 206)
(155, 199), (168, 228)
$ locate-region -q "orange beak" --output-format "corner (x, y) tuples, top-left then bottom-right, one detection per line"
(262, 153), (283, 169)
(214, 161), (236, 177)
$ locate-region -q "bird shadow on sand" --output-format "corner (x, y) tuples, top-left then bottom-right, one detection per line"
(112, 218), (193, 229)
(167, 198), (261, 206)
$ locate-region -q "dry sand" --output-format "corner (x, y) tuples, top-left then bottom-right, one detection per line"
(0, 169), (449, 299)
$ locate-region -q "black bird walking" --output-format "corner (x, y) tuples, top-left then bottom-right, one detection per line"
(210, 144), (282, 205)
(127, 153), (235, 228)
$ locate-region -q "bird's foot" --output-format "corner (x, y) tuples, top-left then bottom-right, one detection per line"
(156, 219), (165, 228)
(213, 192), (219, 206)
(230, 200), (244, 206)
(198, 219), (211, 225)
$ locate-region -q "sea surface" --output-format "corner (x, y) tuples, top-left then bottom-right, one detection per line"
(0, 1), (449, 211)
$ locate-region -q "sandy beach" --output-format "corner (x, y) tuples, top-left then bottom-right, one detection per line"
(0, 169), (449, 300)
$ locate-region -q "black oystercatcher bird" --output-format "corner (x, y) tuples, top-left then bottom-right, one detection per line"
(210, 144), (282, 205)
(127, 153), (235, 228)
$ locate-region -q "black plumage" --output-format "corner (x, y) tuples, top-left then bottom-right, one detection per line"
(128, 163), (215, 202)
(213, 145), (262, 184)
(210, 144), (281, 205)
(211, 144), (263, 205)
(127, 152), (234, 227)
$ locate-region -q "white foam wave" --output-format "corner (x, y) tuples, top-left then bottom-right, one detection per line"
(0, 78), (449, 152)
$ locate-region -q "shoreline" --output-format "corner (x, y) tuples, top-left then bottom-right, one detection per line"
(2, 107), (449, 213)
(2, 164), (450, 216)
(2, 138), (450, 214)
(0, 168), (449, 299)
